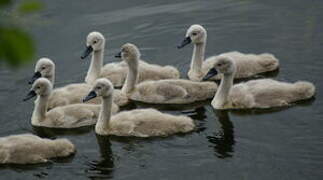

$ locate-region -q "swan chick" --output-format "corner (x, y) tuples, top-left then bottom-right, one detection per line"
(24, 78), (118, 128)
(0, 134), (75, 164)
(84, 78), (195, 137)
(28, 58), (123, 109)
(81, 31), (180, 87)
(117, 43), (217, 104)
(203, 56), (315, 109)
(178, 24), (279, 81)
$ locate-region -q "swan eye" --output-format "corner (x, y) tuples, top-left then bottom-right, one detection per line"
(37, 86), (40, 89)
(41, 66), (45, 70)
(97, 86), (102, 90)
(93, 40), (97, 44)
(192, 32), (197, 36)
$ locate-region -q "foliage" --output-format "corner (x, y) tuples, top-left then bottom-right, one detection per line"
(0, 0), (43, 67)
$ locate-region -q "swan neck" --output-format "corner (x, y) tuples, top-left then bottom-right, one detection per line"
(212, 73), (234, 107)
(122, 58), (138, 94)
(86, 49), (104, 84)
(96, 95), (113, 133)
(32, 95), (49, 124)
(191, 42), (205, 74)
(45, 74), (55, 86)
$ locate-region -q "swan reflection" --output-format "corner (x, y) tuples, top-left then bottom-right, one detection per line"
(207, 110), (235, 158)
(86, 135), (114, 179)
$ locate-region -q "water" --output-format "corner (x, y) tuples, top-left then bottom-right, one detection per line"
(0, 0), (323, 179)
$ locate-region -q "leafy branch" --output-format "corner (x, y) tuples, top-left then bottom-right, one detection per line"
(0, 0), (43, 67)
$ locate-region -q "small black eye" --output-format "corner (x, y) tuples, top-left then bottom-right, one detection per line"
(37, 86), (40, 89)
(97, 86), (102, 90)
(41, 67), (45, 70)
(93, 40), (97, 44)
(192, 32), (197, 36)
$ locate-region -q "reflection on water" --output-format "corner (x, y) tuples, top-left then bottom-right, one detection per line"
(182, 106), (207, 133)
(32, 125), (94, 139)
(0, 0), (322, 179)
(207, 110), (235, 158)
(230, 96), (316, 116)
(135, 99), (210, 111)
(86, 135), (114, 179)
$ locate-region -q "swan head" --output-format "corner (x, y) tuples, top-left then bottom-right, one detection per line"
(177, 24), (207, 48)
(115, 43), (141, 63)
(24, 78), (52, 101)
(29, 58), (55, 84)
(203, 56), (236, 81)
(81, 31), (105, 59)
(83, 78), (114, 102)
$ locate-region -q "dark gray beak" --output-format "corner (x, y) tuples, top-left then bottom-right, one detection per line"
(115, 51), (121, 58)
(81, 46), (93, 59)
(177, 36), (192, 49)
(203, 68), (218, 81)
(28, 71), (42, 84)
(23, 90), (37, 101)
(83, 91), (97, 102)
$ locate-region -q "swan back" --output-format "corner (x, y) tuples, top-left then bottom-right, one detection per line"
(130, 79), (217, 104)
(0, 134), (75, 164)
(109, 109), (195, 137)
(210, 51), (279, 79)
(47, 83), (101, 110)
(229, 79), (316, 108)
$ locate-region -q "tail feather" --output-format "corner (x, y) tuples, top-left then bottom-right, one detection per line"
(165, 65), (180, 79)
(259, 53), (279, 71)
(294, 81), (316, 99)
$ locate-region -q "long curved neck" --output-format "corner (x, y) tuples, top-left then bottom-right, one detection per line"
(86, 49), (104, 84)
(32, 94), (49, 124)
(212, 73), (234, 108)
(44, 74), (55, 86)
(96, 94), (113, 133)
(122, 58), (138, 94)
(191, 42), (206, 74)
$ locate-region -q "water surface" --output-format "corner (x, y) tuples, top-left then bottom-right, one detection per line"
(0, 0), (322, 179)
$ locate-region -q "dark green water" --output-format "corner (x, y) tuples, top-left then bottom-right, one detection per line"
(0, 0), (322, 179)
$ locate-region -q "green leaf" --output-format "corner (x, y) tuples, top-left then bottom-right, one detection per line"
(18, 0), (43, 14)
(0, 0), (11, 7)
(0, 27), (35, 67)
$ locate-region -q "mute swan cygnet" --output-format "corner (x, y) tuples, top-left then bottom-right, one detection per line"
(83, 78), (195, 137)
(117, 43), (217, 104)
(24, 78), (119, 128)
(29, 58), (126, 108)
(0, 134), (75, 164)
(178, 24), (279, 81)
(203, 56), (315, 109)
(81, 31), (180, 87)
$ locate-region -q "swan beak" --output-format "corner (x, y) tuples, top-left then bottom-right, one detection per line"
(115, 52), (122, 58)
(81, 46), (93, 59)
(83, 91), (97, 102)
(177, 36), (192, 49)
(28, 71), (42, 84)
(23, 90), (37, 101)
(203, 68), (218, 81)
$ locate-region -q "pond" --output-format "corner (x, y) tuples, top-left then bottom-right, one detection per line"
(0, 0), (322, 179)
